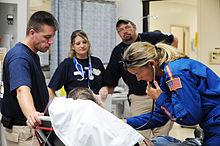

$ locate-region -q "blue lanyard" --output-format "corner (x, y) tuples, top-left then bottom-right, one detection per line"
(73, 56), (93, 87)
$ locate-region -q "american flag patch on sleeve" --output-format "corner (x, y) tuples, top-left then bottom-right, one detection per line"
(166, 78), (182, 91)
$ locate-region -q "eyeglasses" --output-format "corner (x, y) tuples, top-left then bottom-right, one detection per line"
(117, 25), (132, 33)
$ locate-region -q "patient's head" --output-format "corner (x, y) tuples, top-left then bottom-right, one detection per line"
(68, 87), (96, 103)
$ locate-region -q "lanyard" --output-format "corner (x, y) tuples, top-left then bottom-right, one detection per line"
(73, 56), (93, 87)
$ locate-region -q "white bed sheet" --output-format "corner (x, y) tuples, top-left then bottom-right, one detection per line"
(48, 97), (144, 146)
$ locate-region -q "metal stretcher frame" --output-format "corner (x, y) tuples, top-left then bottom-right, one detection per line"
(34, 117), (65, 146)
(34, 124), (150, 146)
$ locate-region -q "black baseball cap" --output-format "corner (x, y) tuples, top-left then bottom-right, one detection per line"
(116, 19), (135, 27)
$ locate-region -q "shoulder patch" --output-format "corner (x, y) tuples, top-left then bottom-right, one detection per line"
(166, 78), (182, 91)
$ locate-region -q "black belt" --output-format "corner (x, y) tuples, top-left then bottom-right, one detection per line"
(1, 114), (27, 129)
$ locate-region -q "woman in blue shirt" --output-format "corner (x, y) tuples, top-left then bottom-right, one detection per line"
(122, 42), (220, 145)
(48, 30), (105, 98)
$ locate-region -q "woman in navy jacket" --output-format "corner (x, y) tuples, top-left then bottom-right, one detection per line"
(122, 42), (220, 145)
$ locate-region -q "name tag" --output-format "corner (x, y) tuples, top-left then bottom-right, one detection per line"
(84, 67), (89, 70)
(74, 71), (82, 76)
(93, 69), (101, 76)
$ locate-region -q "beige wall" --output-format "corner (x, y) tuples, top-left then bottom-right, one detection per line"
(149, 1), (198, 59)
(29, 0), (51, 14)
(116, 0), (199, 59)
(149, 1), (197, 34)
(198, 0), (220, 76)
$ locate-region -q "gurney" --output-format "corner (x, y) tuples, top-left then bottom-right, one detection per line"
(35, 97), (146, 146)
(35, 116), (65, 146)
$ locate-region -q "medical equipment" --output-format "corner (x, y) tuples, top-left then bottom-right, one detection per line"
(135, 65), (156, 130)
(35, 116), (65, 146)
(73, 56), (94, 83)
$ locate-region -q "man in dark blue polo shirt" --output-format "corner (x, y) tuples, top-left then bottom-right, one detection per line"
(99, 19), (178, 138)
(1, 11), (58, 146)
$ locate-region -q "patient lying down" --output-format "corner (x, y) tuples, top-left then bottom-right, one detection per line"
(48, 87), (151, 146)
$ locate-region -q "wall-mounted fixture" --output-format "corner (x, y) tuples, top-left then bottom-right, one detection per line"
(7, 14), (14, 25)
(209, 49), (220, 64)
